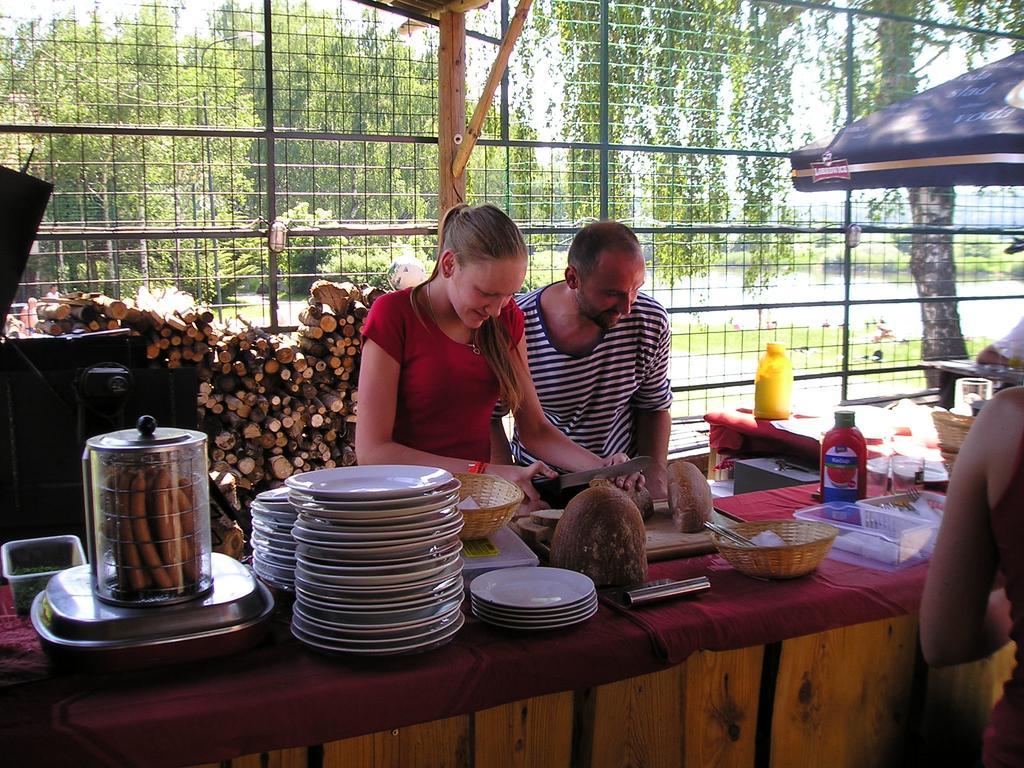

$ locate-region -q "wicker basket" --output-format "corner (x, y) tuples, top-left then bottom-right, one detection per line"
(453, 472), (524, 540)
(708, 520), (838, 580)
(932, 411), (974, 471)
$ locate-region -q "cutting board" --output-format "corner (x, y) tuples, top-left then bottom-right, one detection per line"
(512, 502), (715, 562)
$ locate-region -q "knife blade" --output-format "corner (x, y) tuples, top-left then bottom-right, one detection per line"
(532, 455), (654, 495)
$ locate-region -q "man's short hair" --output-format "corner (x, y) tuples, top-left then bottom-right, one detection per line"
(567, 221), (641, 278)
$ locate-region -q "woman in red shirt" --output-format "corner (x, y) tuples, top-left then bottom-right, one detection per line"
(357, 204), (626, 506)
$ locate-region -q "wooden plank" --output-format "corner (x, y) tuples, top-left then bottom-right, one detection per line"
(643, 515), (716, 561)
(576, 666), (684, 768)
(450, 0), (534, 178)
(322, 715), (470, 768)
(229, 747), (307, 768)
(437, 10), (466, 213)
(682, 647), (763, 768)
(920, 640), (1017, 766)
(474, 691), (573, 768)
(769, 616), (918, 768)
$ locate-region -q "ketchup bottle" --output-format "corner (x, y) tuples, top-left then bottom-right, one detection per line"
(820, 410), (867, 502)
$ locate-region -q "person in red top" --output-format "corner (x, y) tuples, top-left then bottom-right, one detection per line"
(358, 203), (627, 507)
(921, 386), (1024, 767)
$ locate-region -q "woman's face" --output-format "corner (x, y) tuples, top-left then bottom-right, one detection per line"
(443, 251), (526, 329)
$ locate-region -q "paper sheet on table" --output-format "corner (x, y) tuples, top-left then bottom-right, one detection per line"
(772, 405), (898, 442)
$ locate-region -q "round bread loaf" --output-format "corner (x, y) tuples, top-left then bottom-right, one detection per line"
(668, 460), (713, 533)
(549, 486), (648, 586)
(587, 477), (655, 521)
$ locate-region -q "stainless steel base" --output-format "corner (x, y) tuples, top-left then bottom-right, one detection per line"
(31, 553), (275, 671)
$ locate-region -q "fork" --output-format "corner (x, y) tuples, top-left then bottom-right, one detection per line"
(903, 487), (921, 502)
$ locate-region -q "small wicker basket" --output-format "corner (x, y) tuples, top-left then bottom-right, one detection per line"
(932, 410), (974, 471)
(453, 472), (524, 541)
(708, 520), (838, 580)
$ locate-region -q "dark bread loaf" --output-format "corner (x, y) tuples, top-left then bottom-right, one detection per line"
(668, 460), (713, 533)
(588, 476), (655, 520)
(550, 486), (648, 586)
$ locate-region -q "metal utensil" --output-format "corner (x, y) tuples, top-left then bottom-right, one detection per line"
(703, 521), (756, 547)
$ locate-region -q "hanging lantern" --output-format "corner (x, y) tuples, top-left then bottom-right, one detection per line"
(268, 219), (288, 253)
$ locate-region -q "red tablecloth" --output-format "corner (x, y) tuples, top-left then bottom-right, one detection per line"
(0, 487), (930, 768)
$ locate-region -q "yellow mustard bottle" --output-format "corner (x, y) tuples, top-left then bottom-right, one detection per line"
(753, 343), (793, 420)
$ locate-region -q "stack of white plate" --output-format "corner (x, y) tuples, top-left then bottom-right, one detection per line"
(249, 486), (297, 591)
(470, 567), (598, 631)
(284, 465), (467, 656)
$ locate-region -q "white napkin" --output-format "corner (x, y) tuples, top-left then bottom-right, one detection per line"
(458, 496), (481, 510)
(750, 530), (786, 548)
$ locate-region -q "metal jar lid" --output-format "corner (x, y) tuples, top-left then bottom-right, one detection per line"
(85, 415), (207, 453)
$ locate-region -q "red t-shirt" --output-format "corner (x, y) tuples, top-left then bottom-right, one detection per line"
(361, 287), (524, 462)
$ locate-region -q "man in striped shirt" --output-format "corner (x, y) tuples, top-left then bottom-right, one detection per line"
(491, 221), (673, 498)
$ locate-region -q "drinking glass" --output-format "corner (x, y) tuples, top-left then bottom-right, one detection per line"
(866, 456), (890, 497)
(954, 378), (992, 416)
(891, 455), (924, 493)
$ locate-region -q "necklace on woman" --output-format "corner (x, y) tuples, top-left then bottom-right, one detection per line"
(425, 281), (480, 355)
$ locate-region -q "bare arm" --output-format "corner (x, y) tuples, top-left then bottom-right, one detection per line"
(976, 344), (1007, 365)
(634, 409), (671, 499)
(354, 339), (554, 504)
(510, 336), (625, 471)
(490, 417), (514, 465)
(920, 389), (1022, 666)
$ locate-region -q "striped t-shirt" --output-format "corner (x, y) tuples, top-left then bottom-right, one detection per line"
(510, 285), (672, 469)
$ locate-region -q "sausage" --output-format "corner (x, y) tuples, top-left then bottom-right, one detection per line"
(129, 469), (174, 590)
(114, 469), (150, 594)
(176, 480), (200, 584)
(150, 468), (184, 591)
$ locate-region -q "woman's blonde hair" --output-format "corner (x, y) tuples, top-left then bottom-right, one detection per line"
(412, 204), (527, 413)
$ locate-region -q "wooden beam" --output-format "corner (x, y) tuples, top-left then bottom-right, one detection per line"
(438, 10), (466, 214)
(450, 0), (533, 180)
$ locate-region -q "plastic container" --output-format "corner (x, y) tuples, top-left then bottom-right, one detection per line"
(460, 525), (538, 587)
(753, 343), (793, 420)
(82, 415), (212, 607)
(2, 534), (86, 615)
(794, 502), (938, 570)
(820, 410), (867, 502)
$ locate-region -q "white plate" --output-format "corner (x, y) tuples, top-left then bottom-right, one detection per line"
(296, 508), (459, 534)
(296, 547), (462, 576)
(290, 533), (464, 561)
(250, 502), (297, 524)
(296, 580), (464, 616)
(288, 484), (460, 512)
(295, 573), (463, 604)
(291, 524), (463, 553)
(296, 557), (462, 588)
(256, 486), (292, 504)
(251, 545), (297, 568)
(294, 598), (463, 635)
(470, 567), (595, 609)
(471, 593), (597, 621)
(294, 515), (463, 542)
(294, 567), (462, 597)
(292, 605), (462, 644)
(285, 465), (454, 500)
(295, 539), (462, 567)
(293, 500), (460, 526)
(291, 612), (464, 656)
(474, 603), (597, 631)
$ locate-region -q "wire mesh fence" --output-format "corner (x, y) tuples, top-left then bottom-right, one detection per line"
(1, 0), (1022, 421)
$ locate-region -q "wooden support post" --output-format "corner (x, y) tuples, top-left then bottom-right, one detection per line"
(451, 0), (534, 180)
(438, 10), (466, 214)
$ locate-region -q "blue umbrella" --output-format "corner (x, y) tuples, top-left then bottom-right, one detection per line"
(790, 50), (1024, 191)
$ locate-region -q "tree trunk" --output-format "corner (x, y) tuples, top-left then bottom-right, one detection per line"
(907, 186), (967, 387)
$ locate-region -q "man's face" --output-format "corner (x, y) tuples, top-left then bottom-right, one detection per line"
(569, 247), (646, 330)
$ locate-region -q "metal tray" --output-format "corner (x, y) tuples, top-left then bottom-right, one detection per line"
(31, 553), (275, 671)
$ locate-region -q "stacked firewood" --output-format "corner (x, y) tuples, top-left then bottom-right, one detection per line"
(198, 280), (383, 503)
(35, 288), (221, 369)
